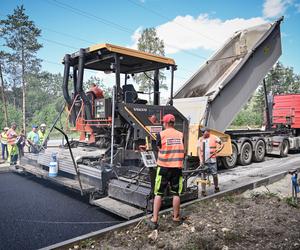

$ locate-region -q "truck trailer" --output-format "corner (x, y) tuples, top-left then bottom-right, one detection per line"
(173, 17), (300, 169)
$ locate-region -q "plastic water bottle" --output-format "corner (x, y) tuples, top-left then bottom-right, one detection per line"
(49, 152), (58, 177)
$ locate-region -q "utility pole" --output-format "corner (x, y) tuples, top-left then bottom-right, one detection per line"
(0, 62), (9, 126)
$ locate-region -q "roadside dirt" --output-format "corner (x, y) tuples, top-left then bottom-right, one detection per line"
(70, 188), (300, 250)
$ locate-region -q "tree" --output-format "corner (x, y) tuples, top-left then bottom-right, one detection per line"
(254, 62), (300, 117)
(26, 71), (63, 123)
(0, 5), (42, 130)
(0, 101), (22, 128)
(85, 75), (112, 98)
(134, 28), (167, 103)
(232, 61), (300, 127)
(0, 51), (9, 126)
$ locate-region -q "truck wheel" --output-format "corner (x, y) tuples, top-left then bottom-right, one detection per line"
(222, 144), (238, 169)
(252, 140), (266, 162)
(280, 140), (289, 157)
(238, 142), (253, 166)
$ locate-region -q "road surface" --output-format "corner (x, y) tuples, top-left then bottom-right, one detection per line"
(0, 173), (122, 250)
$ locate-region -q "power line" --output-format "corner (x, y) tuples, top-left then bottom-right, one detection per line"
(1, 5), (208, 61)
(0, 13), (88, 51)
(45, 0), (208, 60)
(40, 37), (78, 50)
(40, 26), (96, 45)
(127, 0), (221, 45)
(1, 11), (193, 79)
(47, 0), (133, 34)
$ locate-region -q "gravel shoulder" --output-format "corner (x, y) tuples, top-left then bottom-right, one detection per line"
(70, 175), (300, 250)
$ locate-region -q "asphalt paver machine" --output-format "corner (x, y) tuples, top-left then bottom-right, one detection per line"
(21, 44), (230, 219)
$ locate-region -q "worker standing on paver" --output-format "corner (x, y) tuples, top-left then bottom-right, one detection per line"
(7, 122), (18, 165)
(198, 127), (223, 196)
(38, 123), (48, 148)
(147, 114), (184, 229)
(0, 127), (9, 160)
(27, 125), (40, 153)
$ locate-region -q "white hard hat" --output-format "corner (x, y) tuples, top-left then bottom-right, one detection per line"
(40, 123), (47, 127)
(4, 127), (9, 131)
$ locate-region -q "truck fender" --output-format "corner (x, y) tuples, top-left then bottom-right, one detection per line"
(234, 137), (252, 155)
(271, 135), (290, 157)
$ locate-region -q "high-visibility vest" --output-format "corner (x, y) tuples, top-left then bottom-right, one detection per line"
(1, 132), (8, 144)
(157, 128), (184, 168)
(38, 131), (45, 144)
(198, 135), (219, 160)
(7, 128), (17, 145)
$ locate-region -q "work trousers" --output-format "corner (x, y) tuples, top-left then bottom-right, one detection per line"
(1, 143), (8, 160)
(8, 144), (18, 164)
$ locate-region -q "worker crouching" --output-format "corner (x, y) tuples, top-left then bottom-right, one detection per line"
(147, 114), (184, 229)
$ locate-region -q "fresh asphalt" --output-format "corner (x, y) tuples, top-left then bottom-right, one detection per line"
(0, 172), (123, 250)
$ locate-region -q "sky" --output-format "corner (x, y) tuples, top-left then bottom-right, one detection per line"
(1, 0), (300, 97)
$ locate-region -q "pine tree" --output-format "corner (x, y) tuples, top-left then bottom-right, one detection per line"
(0, 5), (42, 130)
(134, 28), (167, 103)
(0, 51), (9, 126)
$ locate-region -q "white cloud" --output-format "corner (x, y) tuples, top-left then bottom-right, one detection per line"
(131, 14), (267, 53)
(263, 0), (293, 18)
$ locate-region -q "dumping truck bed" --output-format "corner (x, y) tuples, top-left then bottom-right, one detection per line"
(174, 18), (283, 132)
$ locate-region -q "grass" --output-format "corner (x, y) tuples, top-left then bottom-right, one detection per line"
(223, 195), (235, 203)
(79, 238), (96, 248)
(262, 191), (280, 199)
(285, 197), (299, 208)
(249, 186), (280, 200)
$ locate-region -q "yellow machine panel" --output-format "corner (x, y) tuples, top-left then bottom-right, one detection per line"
(187, 125), (232, 157)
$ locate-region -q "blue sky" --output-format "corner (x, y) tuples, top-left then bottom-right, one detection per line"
(1, 0), (300, 95)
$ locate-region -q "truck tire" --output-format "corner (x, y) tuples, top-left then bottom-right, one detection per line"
(222, 143), (238, 169)
(252, 140), (266, 162)
(280, 140), (289, 157)
(238, 141), (253, 166)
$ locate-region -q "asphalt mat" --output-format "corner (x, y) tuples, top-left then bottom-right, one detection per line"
(0, 172), (123, 250)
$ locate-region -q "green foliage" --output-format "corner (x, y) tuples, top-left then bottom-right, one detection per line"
(285, 197), (298, 208)
(134, 27), (167, 103)
(254, 62), (300, 119)
(31, 103), (59, 127)
(0, 5), (42, 129)
(232, 61), (300, 127)
(26, 71), (63, 122)
(231, 96), (263, 127)
(0, 5), (42, 73)
(0, 101), (22, 128)
(84, 75), (112, 98)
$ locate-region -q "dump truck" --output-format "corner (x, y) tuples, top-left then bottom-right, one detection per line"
(174, 17), (300, 169)
(19, 16), (298, 219)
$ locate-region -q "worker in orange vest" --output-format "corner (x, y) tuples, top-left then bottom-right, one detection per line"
(198, 127), (223, 196)
(7, 122), (19, 165)
(89, 83), (104, 99)
(147, 114), (184, 229)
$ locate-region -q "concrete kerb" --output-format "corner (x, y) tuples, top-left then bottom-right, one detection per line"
(41, 167), (300, 250)
(0, 163), (13, 173)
